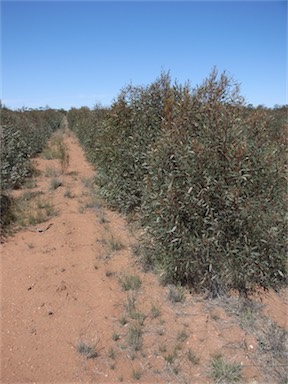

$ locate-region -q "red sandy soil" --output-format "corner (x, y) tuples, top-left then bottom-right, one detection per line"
(1, 125), (287, 383)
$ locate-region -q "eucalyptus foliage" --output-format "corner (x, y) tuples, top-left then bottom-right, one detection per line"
(1, 107), (63, 190)
(68, 69), (287, 295)
(1, 107), (63, 236)
(98, 73), (172, 212)
(141, 69), (287, 295)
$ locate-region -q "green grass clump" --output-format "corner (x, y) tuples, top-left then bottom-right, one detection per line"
(132, 370), (142, 380)
(107, 347), (116, 359)
(127, 323), (143, 351)
(119, 273), (142, 291)
(124, 293), (137, 317)
(177, 329), (188, 343)
(187, 349), (200, 365)
(49, 178), (63, 190)
(64, 189), (74, 198)
(164, 349), (177, 364)
(76, 340), (98, 359)
(119, 316), (128, 326)
(150, 304), (161, 318)
(112, 333), (120, 341)
(209, 355), (243, 383)
(108, 236), (125, 251)
(8, 192), (57, 229)
(168, 285), (185, 303)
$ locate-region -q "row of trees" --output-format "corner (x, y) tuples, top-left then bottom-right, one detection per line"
(1, 107), (64, 234)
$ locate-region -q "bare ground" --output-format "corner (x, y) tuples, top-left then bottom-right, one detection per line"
(1, 126), (287, 384)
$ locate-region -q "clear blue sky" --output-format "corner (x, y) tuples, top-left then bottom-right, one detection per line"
(2, 1), (287, 110)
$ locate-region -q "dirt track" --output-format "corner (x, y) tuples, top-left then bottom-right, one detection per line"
(1, 125), (287, 383)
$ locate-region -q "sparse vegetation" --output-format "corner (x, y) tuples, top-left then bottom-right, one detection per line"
(23, 178), (37, 189)
(108, 236), (125, 252)
(187, 349), (200, 365)
(164, 350), (177, 364)
(127, 322), (143, 351)
(44, 166), (58, 178)
(9, 192), (57, 228)
(257, 322), (288, 384)
(49, 178), (63, 190)
(119, 273), (142, 291)
(159, 344), (167, 353)
(214, 293), (288, 382)
(78, 206), (85, 214)
(177, 329), (188, 343)
(129, 311), (146, 325)
(81, 177), (94, 189)
(119, 316), (128, 326)
(150, 304), (161, 318)
(124, 293), (137, 317)
(41, 134), (69, 173)
(112, 332), (120, 341)
(132, 370), (142, 380)
(211, 312), (221, 322)
(107, 347), (116, 359)
(76, 339), (98, 359)
(168, 285), (186, 303)
(64, 189), (74, 198)
(156, 327), (165, 336)
(58, 139), (69, 173)
(98, 213), (108, 224)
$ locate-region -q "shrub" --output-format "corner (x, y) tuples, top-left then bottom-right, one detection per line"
(1, 122), (32, 189)
(1, 107), (63, 190)
(67, 106), (108, 165)
(0, 107), (64, 235)
(0, 193), (15, 239)
(141, 69), (287, 296)
(68, 73), (172, 213)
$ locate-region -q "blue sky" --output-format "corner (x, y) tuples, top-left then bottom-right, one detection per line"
(1, 1), (287, 110)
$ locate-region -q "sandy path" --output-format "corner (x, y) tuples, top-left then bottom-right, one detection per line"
(1, 124), (287, 384)
(1, 130), (137, 383)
